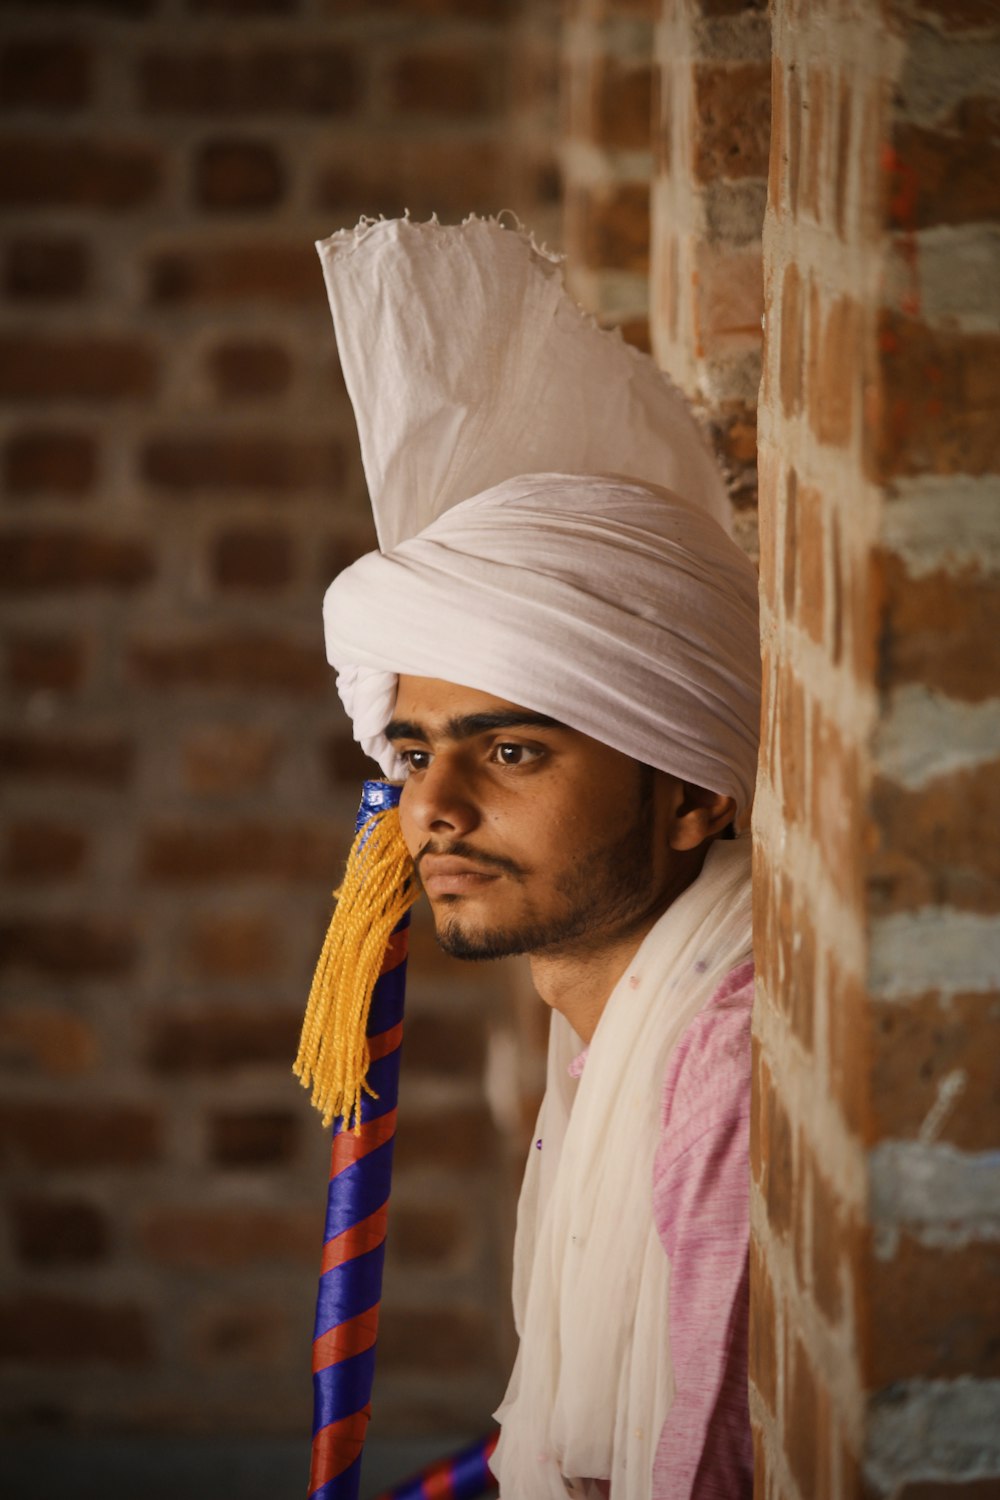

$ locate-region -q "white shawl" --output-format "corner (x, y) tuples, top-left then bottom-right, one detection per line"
(492, 835), (753, 1498)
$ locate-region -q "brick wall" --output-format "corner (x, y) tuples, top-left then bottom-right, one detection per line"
(1, 0), (559, 1441)
(751, 2), (1000, 1495)
(651, 0), (769, 552)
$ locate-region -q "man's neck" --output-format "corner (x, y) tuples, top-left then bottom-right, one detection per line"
(528, 857), (705, 1044)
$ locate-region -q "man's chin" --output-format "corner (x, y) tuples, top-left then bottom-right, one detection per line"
(434, 915), (529, 962)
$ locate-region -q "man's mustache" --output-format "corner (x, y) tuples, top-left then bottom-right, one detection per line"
(414, 839), (526, 880)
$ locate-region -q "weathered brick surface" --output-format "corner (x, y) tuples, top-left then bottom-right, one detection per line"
(0, 1294), (153, 1365)
(751, 2), (1000, 1494)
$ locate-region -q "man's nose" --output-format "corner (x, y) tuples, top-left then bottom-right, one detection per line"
(405, 755), (480, 838)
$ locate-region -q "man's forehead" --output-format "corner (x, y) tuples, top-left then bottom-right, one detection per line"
(388, 675), (565, 741)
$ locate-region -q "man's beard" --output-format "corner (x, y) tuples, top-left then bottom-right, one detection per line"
(424, 770), (659, 962)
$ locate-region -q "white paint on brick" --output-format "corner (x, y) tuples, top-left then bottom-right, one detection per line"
(866, 1378), (1000, 1487)
(888, 225), (1000, 332)
(875, 684), (1000, 788)
(871, 1141), (1000, 1236)
(880, 474), (1000, 578)
(917, 1068), (967, 1145)
(870, 909), (1000, 999)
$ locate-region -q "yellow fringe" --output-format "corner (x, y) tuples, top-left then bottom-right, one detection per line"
(294, 807), (418, 1130)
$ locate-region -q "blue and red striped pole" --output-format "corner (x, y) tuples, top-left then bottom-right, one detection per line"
(371, 1431), (500, 1500)
(307, 781), (411, 1500)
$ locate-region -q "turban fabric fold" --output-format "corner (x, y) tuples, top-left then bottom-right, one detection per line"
(316, 215), (761, 818)
(326, 473), (761, 815)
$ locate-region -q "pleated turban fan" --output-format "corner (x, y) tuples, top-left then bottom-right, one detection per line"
(317, 216), (761, 815)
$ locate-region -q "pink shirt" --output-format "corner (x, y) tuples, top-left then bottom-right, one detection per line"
(651, 958), (754, 1500)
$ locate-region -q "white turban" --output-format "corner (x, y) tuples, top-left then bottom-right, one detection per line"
(317, 217), (761, 815)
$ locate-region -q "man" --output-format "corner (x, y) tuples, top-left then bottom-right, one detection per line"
(308, 218), (760, 1498)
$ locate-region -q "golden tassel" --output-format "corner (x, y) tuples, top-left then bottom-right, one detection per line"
(294, 807), (418, 1130)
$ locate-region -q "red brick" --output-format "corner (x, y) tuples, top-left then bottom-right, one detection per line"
(756, 446), (779, 613)
(795, 484), (825, 645)
(826, 953), (869, 1140)
(139, 1203), (317, 1268)
(208, 1108), (300, 1166)
(3, 429), (98, 495)
(589, 58), (653, 151)
(378, 1304), (493, 1375)
(871, 990), (1000, 1152)
(803, 66), (828, 222)
(811, 1160), (844, 1325)
(0, 1102), (159, 1168)
(141, 821), (343, 882)
(0, 730), (134, 785)
(7, 633), (87, 692)
(0, 1006), (98, 1076)
(129, 634), (327, 694)
(870, 761), (1000, 916)
(776, 661), (807, 827)
(784, 1334), (820, 1498)
(147, 241), (321, 304)
(834, 74), (852, 239)
(569, 182), (650, 274)
(141, 434), (343, 490)
(4, 235), (89, 299)
(693, 63), (772, 183)
(869, 313), (1000, 479)
(869, 1236), (1000, 1384)
(185, 912), (283, 978)
(787, 64), (802, 213)
(0, 135), (161, 209)
(761, 1065), (794, 1238)
(148, 1007), (298, 1072)
(0, 40), (91, 110)
(889, 99), (1000, 231)
(393, 1103), (498, 1174)
(0, 334), (157, 401)
(194, 139), (285, 210)
(749, 1236), (778, 1414)
(779, 262), (803, 418)
(808, 294), (862, 448)
(810, 706), (862, 910)
(767, 53), (784, 213)
(391, 49), (499, 119)
(0, 530), (154, 591)
(12, 1196), (109, 1265)
(907, 0), (1000, 27)
(0, 916), (135, 978)
(182, 724), (280, 794)
(872, 553), (1000, 701)
(206, 340), (292, 398)
(0, 1293), (152, 1365)
(141, 46), (360, 114)
(4, 821), (87, 880)
(211, 527), (293, 588)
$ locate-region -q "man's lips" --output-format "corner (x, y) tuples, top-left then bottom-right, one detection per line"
(417, 854), (502, 898)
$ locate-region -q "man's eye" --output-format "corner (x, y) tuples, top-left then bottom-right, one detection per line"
(399, 748), (431, 772)
(492, 742), (540, 767)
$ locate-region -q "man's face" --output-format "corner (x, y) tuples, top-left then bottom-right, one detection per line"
(388, 676), (678, 962)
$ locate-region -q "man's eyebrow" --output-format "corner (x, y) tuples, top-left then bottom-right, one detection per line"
(385, 710), (565, 743)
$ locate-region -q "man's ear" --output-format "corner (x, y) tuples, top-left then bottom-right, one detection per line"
(668, 779), (737, 852)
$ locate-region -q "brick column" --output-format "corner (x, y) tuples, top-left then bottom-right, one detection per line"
(562, 0), (656, 347)
(651, 0), (770, 547)
(752, 2), (1000, 1495)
